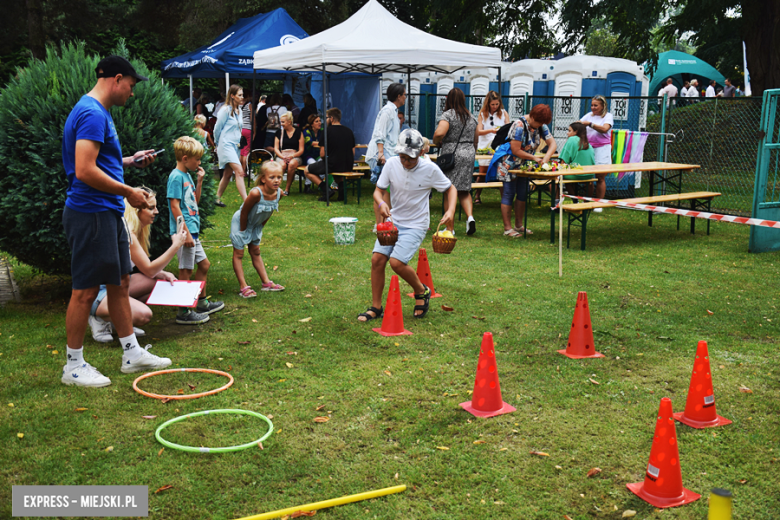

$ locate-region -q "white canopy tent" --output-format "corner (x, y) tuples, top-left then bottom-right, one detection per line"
(251, 0), (500, 74)
(251, 0), (501, 204)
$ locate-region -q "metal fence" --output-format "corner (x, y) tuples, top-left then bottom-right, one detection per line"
(402, 93), (763, 216)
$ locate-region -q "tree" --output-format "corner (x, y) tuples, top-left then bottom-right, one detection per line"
(560, 0), (779, 95)
(584, 19), (619, 57)
(0, 42), (215, 275)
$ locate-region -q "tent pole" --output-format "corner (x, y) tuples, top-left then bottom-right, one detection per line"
(251, 69), (256, 180)
(497, 65), (502, 101)
(189, 75), (194, 115)
(225, 72), (230, 91)
(406, 68), (411, 123)
(323, 64), (330, 206)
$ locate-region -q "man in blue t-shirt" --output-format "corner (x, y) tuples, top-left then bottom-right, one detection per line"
(61, 55), (173, 388)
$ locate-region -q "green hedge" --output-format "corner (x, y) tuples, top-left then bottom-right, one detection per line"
(0, 42), (215, 275)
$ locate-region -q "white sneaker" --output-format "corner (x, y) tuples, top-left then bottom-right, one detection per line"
(61, 363), (111, 387)
(133, 327), (146, 337)
(593, 207), (603, 213)
(372, 224), (377, 233)
(121, 345), (172, 374)
(89, 315), (113, 343)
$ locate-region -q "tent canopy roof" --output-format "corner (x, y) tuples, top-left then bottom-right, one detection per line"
(161, 8), (309, 79)
(252, 0), (501, 74)
(648, 50), (726, 94)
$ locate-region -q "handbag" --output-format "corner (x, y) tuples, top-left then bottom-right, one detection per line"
(240, 135), (248, 148)
(436, 115), (468, 172)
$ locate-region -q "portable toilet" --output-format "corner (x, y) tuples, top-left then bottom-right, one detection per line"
(638, 76), (650, 130)
(380, 73), (402, 103)
(468, 68), (494, 118)
(552, 55), (644, 147)
(435, 74), (455, 120)
(406, 74), (421, 130)
(597, 57), (645, 131)
(453, 70), (471, 97)
(417, 73), (437, 137)
(506, 59), (556, 120)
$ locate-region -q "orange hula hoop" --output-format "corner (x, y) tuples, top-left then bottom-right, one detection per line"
(133, 368), (234, 400)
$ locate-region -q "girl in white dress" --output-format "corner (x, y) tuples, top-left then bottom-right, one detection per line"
(474, 91), (508, 204)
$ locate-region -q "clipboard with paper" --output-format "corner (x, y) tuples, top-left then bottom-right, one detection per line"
(146, 280), (205, 307)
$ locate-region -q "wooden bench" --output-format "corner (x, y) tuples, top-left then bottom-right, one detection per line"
(554, 191), (721, 250)
(331, 171), (366, 204)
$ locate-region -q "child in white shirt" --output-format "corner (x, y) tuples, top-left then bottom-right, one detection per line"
(358, 129), (457, 322)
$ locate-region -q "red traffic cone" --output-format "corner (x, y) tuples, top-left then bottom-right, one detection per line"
(373, 275), (412, 337)
(407, 248), (442, 298)
(460, 333), (516, 418)
(673, 341), (732, 429)
(627, 397), (701, 508)
(558, 291), (604, 359)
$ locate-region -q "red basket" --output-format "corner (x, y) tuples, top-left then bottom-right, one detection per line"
(376, 219), (398, 246)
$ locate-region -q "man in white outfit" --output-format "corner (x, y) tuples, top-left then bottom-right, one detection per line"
(658, 78), (678, 107)
(706, 80), (717, 98)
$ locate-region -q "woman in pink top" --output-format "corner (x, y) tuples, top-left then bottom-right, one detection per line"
(578, 95), (614, 210)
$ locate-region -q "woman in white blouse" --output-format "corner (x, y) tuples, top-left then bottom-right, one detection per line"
(578, 95), (614, 212)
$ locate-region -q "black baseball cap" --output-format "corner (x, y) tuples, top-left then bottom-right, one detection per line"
(95, 55), (149, 82)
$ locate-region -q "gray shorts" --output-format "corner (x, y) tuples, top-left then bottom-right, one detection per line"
(372, 226), (427, 265)
(63, 207), (131, 290)
(177, 238), (207, 270)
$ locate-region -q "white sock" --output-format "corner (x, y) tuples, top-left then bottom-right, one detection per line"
(119, 334), (143, 361)
(468, 216), (475, 222)
(66, 346), (84, 368)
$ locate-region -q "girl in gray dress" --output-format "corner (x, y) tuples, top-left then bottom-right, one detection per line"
(433, 88), (479, 236)
(230, 161), (285, 298)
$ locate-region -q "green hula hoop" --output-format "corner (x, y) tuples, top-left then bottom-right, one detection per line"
(155, 409), (274, 453)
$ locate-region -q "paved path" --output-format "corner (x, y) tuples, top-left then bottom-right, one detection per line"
(0, 257), (21, 306)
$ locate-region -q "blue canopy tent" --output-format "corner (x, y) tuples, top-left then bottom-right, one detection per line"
(161, 8), (309, 80)
(162, 8), (309, 114)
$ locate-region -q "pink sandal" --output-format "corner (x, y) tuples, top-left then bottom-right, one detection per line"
(261, 281), (285, 292)
(239, 286), (257, 298)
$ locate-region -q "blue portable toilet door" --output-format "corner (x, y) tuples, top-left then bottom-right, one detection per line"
(455, 81), (471, 108)
(605, 72), (637, 131)
(418, 84), (436, 138)
(603, 72), (641, 197)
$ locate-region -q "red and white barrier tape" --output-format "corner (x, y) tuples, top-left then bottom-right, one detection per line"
(555, 194), (780, 230)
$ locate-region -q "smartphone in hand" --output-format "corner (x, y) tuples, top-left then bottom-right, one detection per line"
(134, 149), (165, 163)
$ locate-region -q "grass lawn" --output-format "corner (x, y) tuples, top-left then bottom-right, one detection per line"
(1, 180), (779, 519)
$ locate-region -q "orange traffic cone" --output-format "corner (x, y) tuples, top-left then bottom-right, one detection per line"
(460, 333), (516, 418)
(373, 275), (412, 337)
(627, 397), (701, 508)
(673, 341), (732, 429)
(407, 248), (442, 298)
(558, 291), (604, 359)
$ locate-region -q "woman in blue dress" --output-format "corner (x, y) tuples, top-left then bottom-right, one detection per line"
(214, 84), (249, 205)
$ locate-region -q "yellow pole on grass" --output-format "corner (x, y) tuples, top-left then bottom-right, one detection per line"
(708, 488), (733, 520)
(233, 484), (407, 520)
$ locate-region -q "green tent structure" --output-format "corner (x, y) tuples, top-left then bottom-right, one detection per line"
(648, 50), (726, 96)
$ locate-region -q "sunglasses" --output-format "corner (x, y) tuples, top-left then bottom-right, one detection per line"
(489, 115), (494, 125)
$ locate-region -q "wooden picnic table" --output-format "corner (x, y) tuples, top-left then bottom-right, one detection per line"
(504, 161), (703, 275)
(428, 154), (494, 162)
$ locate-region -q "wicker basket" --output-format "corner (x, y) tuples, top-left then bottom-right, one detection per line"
(376, 218), (398, 246)
(376, 227), (398, 246)
(432, 224), (457, 254)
